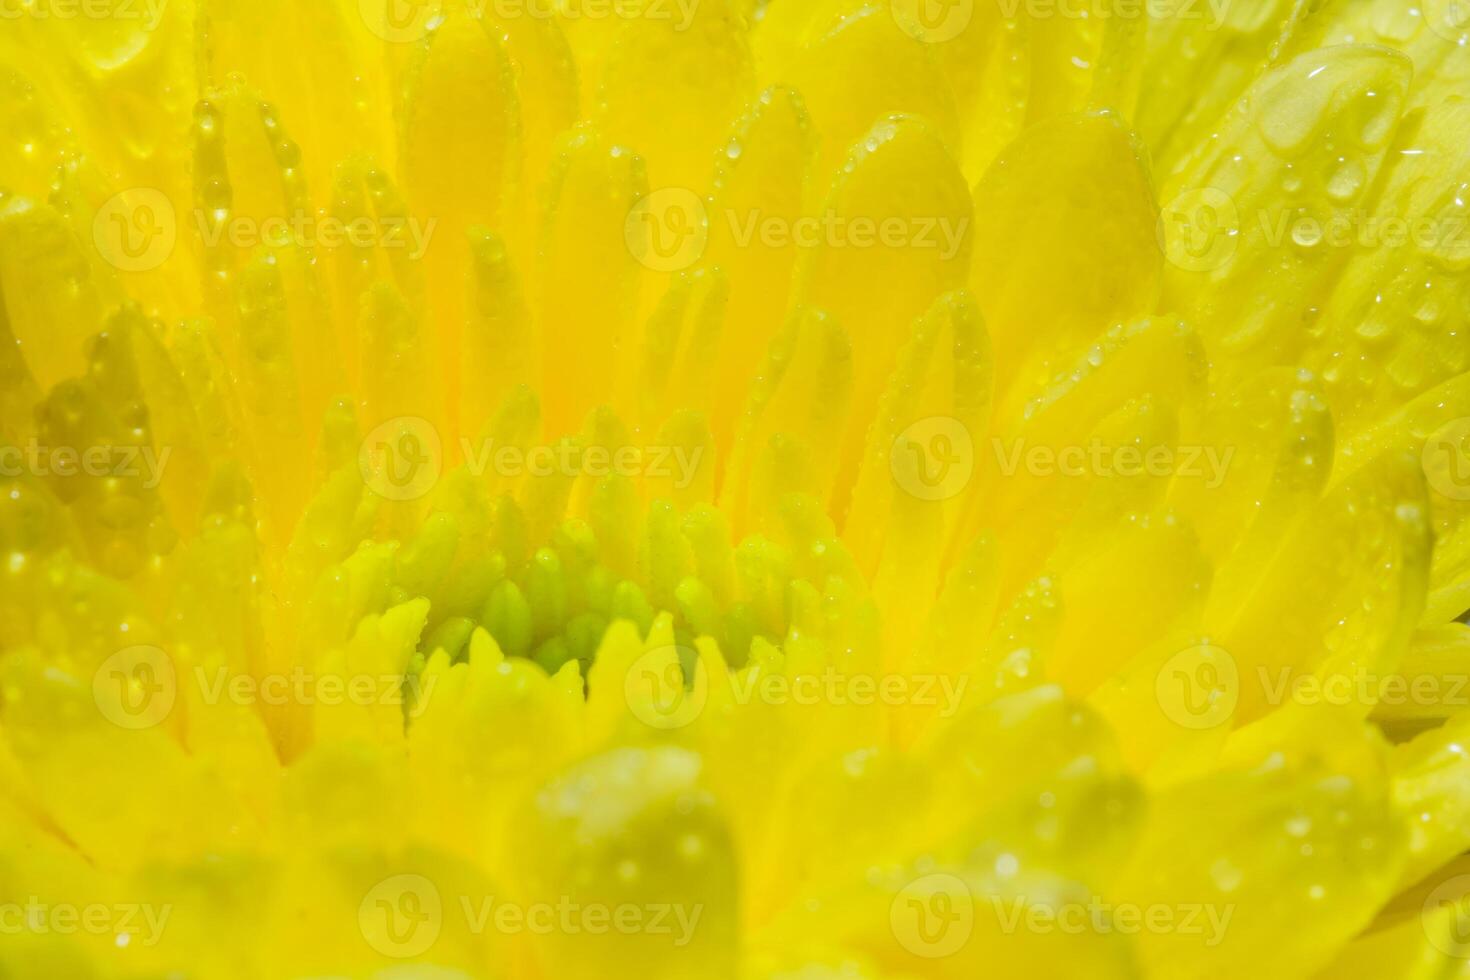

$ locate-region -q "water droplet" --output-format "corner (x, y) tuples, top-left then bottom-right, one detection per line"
(1211, 858), (1243, 892)
(1355, 318), (1390, 341)
(1355, 89), (1400, 149)
(1291, 220), (1323, 248)
(1326, 159), (1365, 203)
(678, 834), (705, 861)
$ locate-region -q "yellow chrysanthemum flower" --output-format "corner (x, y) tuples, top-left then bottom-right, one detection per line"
(5, 0), (1470, 976)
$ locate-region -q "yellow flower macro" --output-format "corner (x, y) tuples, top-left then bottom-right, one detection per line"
(6, 0), (1470, 976)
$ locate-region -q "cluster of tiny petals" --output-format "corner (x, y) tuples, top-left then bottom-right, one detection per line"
(2, 0), (1470, 978)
